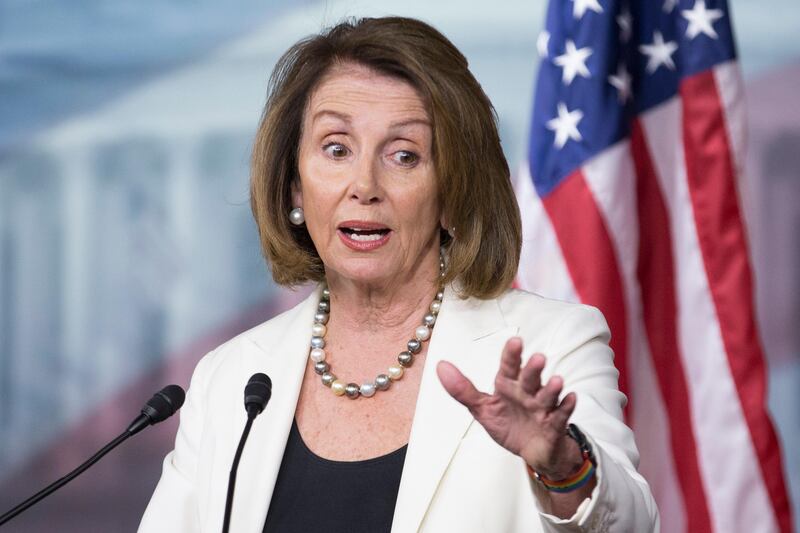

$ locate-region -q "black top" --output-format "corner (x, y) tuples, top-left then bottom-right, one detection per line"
(262, 418), (408, 533)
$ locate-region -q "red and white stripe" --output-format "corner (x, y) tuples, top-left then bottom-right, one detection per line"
(514, 61), (792, 532)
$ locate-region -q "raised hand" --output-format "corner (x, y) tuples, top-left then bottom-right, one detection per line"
(436, 336), (584, 480)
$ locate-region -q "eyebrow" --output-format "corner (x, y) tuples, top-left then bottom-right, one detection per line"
(311, 110), (351, 124)
(388, 118), (431, 131)
(310, 110), (431, 131)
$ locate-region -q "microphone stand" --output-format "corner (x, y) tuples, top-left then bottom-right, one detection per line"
(0, 384), (184, 527)
(0, 430), (131, 526)
(221, 412), (256, 533)
(222, 373), (271, 533)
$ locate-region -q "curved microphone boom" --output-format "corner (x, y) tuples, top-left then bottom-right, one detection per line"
(0, 384), (186, 527)
(222, 373), (273, 533)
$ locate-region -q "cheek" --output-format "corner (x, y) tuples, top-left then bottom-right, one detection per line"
(297, 139), (328, 191)
(298, 161), (341, 209)
(414, 172), (441, 216)
(396, 183), (441, 234)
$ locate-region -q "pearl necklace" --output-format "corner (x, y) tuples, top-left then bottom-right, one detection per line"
(308, 255), (445, 399)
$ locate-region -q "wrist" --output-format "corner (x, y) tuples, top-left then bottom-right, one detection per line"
(526, 424), (597, 491)
(528, 452), (595, 493)
(526, 436), (584, 481)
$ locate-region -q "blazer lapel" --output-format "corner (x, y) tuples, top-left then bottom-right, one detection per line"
(391, 285), (518, 533)
(224, 286), (321, 533)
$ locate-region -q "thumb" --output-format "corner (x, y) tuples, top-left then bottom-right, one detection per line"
(436, 360), (485, 411)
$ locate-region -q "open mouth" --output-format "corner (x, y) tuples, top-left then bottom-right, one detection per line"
(338, 227), (391, 242)
(336, 221), (392, 250)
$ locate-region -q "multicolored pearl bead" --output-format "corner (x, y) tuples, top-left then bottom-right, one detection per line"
(331, 380), (346, 396)
(307, 253), (445, 398)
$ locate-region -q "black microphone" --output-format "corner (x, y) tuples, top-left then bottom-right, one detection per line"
(222, 373), (272, 533)
(244, 373), (272, 419)
(0, 384), (186, 527)
(128, 384), (186, 435)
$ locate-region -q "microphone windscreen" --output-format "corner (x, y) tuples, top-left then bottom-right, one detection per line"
(244, 373), (272, 414)
(142, 384), (186, 424)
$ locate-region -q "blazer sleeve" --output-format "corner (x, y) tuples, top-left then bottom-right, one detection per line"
(530, 305), (660, 532)
(138, 350), (214, 533)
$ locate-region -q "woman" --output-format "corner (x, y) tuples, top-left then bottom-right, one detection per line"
(140, 17), (659, 533)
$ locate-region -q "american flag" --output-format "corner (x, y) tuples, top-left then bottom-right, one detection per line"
(513, 0), (793, 531)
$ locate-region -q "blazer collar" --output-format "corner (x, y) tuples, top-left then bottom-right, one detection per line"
(224, 285), (321, 533)
(221, 283), (515, 533)
(390, 283), (517, 533)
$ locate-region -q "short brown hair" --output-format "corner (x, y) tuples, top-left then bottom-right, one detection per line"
(250, 16), (521, 299)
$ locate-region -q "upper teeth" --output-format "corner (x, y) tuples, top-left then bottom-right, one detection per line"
(347, 231), (384, 241)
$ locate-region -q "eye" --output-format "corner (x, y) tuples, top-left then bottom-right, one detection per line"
(393, 150), (419, 167)
(323, 143), (350, 159)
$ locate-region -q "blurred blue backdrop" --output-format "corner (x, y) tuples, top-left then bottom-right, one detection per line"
(1, 0), (798, 530)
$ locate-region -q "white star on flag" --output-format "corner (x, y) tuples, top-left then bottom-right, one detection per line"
(616, 8), (632, 43)
(546, 102), (584, 148)
(663, 0), (678, 13)
(571, 0), (603, 19)
(639, 31), (679, 73)
(682, 0), (725, 39)
(554, 40), (593, 85)
(608, 64), (632, 103)
(537, 31), (551, 58)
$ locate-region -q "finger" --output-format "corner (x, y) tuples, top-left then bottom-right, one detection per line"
(549, 391), (577, 430)
(519, 353), (546, 396)
(534, 375), (564, 412)
(493, 374), (519, 400)
(437, 360), (487, 412)
(494, 337), (523, 396)
(497, 337), (523, 381)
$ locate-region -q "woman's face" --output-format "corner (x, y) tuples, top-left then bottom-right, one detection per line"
(295, 63), (443, 288)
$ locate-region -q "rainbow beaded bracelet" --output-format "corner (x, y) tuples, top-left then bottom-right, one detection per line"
(528, 450), (596, 493)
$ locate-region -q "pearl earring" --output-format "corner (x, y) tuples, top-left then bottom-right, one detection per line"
(289, 207), (305, 225)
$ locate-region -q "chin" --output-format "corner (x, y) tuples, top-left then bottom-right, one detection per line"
(343, 266), (394, 285)
(330, 257), (398, 286)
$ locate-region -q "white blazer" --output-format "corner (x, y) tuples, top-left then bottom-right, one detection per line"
(139, 284), (659, 532)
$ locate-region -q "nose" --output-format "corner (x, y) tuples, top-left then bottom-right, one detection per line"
(349, 157), (382, 205)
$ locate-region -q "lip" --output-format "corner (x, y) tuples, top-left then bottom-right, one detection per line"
(337, 220), (390, 231)
(337, 221), (392, 252)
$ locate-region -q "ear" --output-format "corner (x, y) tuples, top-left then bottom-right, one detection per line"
(440, 212), (455, 239)
(290, 178), (303, 209)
